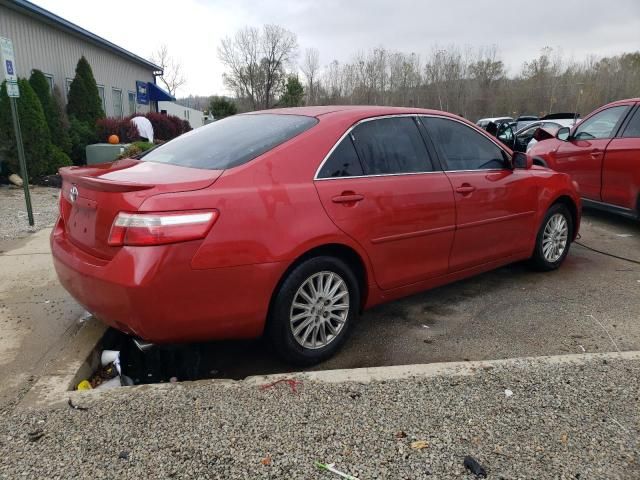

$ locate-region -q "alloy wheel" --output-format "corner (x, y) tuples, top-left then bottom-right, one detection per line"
(542, 213), (569, 262)
(289, 271), (350, 349)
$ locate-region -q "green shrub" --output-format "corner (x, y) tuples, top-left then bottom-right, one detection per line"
(67, 56), (104, 125)
(68, 116), (97, 165)
(118, 141), (154, 159)
(47, 144), (72, 173)
(0, 79), (51, 178)
(29, 70), (72, 155)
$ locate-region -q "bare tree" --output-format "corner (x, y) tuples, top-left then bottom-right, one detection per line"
(218, 25), (298, 110)
(301, 48), (320, 105)
(151, 44), (187, 97)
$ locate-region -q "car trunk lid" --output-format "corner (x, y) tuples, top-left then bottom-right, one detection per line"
(59, 159), (222, 259)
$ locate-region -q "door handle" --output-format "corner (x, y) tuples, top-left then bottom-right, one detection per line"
(332, 193), (364, 204)
(455, 185), (476, 194)
(590, 149), (602, 158)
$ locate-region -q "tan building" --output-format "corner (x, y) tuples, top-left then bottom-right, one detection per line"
(0, 0), (172, 117)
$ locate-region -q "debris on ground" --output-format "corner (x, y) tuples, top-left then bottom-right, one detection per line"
(8, 173), (23, 187)
(463, 455), (487, 477)
(76, 380), (92, 391)
(78, 350), (133, 390)
(504, 389), (514, 397)
(118, 451), (129, 460)
(315, 461), (360, 480)
(410, 440), (429, 450)
(77, 310), (92, 324)
(394, 431), (407, 439)
(67, 399), (88, 411)
(27, 429), (45, 442)
(260, 455), (272, 466)
(260, 378), (302, 394)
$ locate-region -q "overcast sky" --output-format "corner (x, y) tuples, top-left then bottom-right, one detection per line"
(34, 0), (640, 97)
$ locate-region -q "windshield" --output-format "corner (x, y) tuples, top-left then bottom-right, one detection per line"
(142, 114), (318, 170)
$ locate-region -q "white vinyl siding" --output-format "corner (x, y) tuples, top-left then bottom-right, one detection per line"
(0, 4), (155, 117)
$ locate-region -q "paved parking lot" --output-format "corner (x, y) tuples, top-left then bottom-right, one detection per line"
(108, 208), (640, 384)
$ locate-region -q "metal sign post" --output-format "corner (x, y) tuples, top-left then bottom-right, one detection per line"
(1, 36), (33, 226)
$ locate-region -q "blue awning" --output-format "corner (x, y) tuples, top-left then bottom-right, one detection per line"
(147, 82), (175, 102)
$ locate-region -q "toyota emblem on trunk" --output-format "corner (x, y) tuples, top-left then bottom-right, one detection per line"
(69, 185), (78, 203)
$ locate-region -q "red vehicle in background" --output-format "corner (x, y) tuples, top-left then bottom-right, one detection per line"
(528, 98), (640, 219)
(52, 106), (581, 365)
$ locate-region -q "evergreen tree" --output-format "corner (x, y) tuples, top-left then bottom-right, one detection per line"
(279, 75), (304, 107)
(29, 70), (72, 155)
(0, 79), (52, 178)
(209, 96), (237, 119)
(67, 56), (104, 124)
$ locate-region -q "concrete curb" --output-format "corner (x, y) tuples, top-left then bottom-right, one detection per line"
(17, 318), (106, 411)
(16, 342), (640, 411)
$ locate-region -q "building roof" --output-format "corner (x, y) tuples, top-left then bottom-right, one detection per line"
(3, 0), (162, 72)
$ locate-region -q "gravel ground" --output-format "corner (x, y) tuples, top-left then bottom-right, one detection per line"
(1, 356), (638, 479)
(0, 185), (59, 242)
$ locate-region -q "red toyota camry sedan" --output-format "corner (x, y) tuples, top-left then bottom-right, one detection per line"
(52, 106), (581, 365)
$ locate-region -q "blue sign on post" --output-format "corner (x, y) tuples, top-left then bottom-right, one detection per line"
(136, 81), (149, 105)
(5, 60), (13, 75)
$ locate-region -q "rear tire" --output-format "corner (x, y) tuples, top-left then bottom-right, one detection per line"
(529, 203), (573, 271)
(267, 256), (359, 366)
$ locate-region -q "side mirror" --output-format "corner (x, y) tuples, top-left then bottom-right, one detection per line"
(556, 126), (571, 141)
(513, 151), (533, 169)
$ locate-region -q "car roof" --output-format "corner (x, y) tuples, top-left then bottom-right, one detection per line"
(246, 105), (464, 123)
(477, 116), (513, 122)
(602, 98), (640, 106)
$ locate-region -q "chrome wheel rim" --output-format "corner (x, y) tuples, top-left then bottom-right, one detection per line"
(542, 213), (569, 263)
(290, 271), (350, 350)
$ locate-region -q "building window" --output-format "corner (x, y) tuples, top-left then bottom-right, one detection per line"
(44, 74), (54, 92)
(128, 91), (136, 114)
(33, 71), (54, 92)
(112, 88), (123, 118)
(97, 85), (106, 112)
(65, 78), (73, 95)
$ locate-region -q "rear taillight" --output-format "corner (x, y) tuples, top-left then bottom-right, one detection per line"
(108, 210), (218, 246)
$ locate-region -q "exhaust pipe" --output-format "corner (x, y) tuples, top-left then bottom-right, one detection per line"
(133, 338), (155, 352)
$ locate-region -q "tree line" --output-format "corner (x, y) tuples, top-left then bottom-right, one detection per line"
(207, 24), (640, 121)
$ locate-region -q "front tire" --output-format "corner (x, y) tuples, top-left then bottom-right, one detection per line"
(530, 203), (573, 271)
(267, 256), (359, 366)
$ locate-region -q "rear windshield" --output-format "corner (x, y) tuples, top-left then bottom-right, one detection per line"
(142, 114), (318, 170)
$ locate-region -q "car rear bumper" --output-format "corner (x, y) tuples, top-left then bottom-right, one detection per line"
(51, 218), (287, 343)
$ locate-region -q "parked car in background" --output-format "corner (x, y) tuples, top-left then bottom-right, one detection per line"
(529, 98), (640, 218)
(515, 115), (539, 131)
(476, 116), (514, 129)
(513, 115), (580, 152)
(52, 106), (581, 365)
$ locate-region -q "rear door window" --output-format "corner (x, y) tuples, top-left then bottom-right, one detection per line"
(424, 117), (507, 170)
(351, 117), (433, 175)
(142, 114), (318, 170)
(621, 107), (640, 138)
(317, 135), (364, 178)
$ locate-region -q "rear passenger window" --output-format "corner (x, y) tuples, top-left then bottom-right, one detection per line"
(622, 108), (640, 138)
(317, 135), (364, 178)
(351, 117), (432, 175)
(424, 117), (506, 171)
